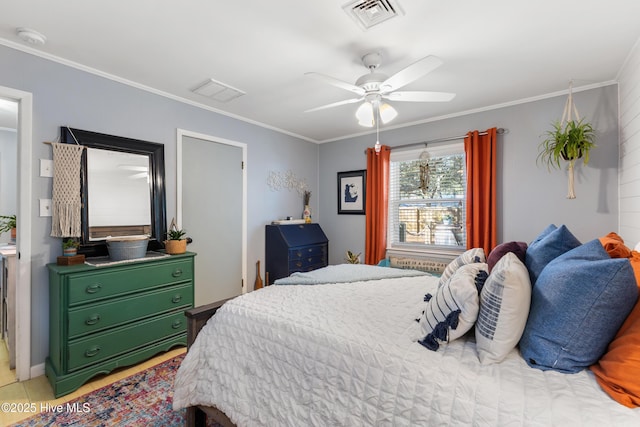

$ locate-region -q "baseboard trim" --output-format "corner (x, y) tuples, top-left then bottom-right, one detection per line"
(30, 362), (45, 379)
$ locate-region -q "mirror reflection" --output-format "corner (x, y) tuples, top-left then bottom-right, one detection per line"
(61, 126), (167, 257)
(86, 148), (152, 240)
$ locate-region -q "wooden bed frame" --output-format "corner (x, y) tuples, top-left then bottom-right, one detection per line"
(183, 298), (237, 427)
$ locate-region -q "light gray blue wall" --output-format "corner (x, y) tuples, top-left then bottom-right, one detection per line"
(0, 129), (17, 242)
(319, 85), (619, 265)
(0, 45), (319, 366)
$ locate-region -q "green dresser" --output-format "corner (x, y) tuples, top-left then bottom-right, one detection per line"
(46, 252), (195, 397)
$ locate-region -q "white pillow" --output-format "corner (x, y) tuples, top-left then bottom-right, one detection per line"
(475, 252), (531, 365)
(417, 262), (489, 351)
(438, 247), (486, 288)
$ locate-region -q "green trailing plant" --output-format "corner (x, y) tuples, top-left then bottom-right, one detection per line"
(537, 118), (596, 199)
(537, 119), (596, 171)
(0, 215), (16, 234)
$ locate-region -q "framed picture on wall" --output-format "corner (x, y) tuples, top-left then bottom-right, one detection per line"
(337, 170), (366, 214)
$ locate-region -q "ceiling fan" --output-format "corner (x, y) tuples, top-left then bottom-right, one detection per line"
(305, 52), (455, 127)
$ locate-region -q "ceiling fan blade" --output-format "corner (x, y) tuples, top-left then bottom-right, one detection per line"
(380, 56), (444, 92)
(305, 97), (363, 113)
(305, 72), (365, 95)
(383, 91), (456, 102)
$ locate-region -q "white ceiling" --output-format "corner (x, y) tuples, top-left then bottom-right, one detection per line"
(1, 0), (639, 142)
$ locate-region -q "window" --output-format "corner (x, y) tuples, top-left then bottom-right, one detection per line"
(388, 142), (466, 252)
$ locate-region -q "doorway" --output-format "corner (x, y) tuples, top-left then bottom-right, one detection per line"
(177, 129), (246, 305)
(0, 85), (33, 382)
(0, 97), (17, 386)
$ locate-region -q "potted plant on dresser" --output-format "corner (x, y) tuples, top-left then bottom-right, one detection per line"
(165, 226), (188, 255)
(62, 238), (79, 256)
(0, 214), (16, 242)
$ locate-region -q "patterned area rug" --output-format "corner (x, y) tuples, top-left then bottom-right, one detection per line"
(12, 353), (198, 427)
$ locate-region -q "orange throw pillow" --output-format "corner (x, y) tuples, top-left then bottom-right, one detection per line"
(598, 232), (640, 285)
(599, 232), (632, 259)
(591, 298), (640, 407)
(592, 232), (640, 407)
(630, 251), (640, 288)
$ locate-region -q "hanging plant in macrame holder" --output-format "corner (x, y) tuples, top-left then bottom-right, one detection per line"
(537, 81), (596, 199)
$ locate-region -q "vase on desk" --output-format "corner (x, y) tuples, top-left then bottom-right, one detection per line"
(303, 205), (311, 223)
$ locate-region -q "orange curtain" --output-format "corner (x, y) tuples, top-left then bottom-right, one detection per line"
(365, 145), (390, 265)
(464, 128), (497, 255)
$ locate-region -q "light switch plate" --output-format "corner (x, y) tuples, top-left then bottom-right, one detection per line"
(39, 198), (52, 217)
(40, 159), (53, 177)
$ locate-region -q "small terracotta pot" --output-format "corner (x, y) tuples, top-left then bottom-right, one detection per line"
(164, 239), (187, 255)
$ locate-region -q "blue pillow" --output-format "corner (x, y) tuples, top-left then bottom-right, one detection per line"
(519, 239), (638, 373)
(525, 224), (581, 285)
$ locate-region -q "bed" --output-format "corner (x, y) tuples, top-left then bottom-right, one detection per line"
(173, 227), (640, 427)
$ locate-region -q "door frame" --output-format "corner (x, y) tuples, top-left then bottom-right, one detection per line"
(176, 129), (247, 296)
(0, 85), (32, 381)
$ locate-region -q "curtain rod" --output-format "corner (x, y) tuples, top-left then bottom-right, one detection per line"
(364, 127), (507, 154)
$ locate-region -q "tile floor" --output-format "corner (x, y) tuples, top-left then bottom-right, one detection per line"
(0, 340), (16, 389)
(0, 344), (186, 426)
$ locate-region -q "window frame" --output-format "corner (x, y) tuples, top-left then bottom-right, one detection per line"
(387, 142), (467, 258)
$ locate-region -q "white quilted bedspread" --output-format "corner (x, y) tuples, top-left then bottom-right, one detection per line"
(173, 275), (640, 426)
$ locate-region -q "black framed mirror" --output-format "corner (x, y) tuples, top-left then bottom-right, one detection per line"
(60, 127), (167, 257)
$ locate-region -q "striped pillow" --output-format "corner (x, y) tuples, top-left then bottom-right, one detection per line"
(476, 252), (531, 365)
(417, 262), (488, 351)
(438, 247), (486, 288)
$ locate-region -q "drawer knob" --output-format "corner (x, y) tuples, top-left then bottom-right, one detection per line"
(172, 294), (182, 303)
(172, 269), (183, 278)
(172, 320), (182, 329)
(85, 314), (101, 325)
(85, 283), (102, 294)
(85, 346), (101, 357)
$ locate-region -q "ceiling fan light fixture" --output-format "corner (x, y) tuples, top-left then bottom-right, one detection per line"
(379, 102), (397, 124)
(356, 102), (374, 127)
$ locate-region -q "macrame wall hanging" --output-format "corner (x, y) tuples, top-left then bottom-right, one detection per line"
(418, 149), (430, 195)
(562, 82), (580, 199)
(50, 142), (84, 237)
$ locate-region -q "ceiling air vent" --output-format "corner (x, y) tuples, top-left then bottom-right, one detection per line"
(191, 78), (245, 102)
(342, 0), (404, 30)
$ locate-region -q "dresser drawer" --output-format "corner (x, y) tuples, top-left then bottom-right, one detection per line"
(289, 255), (327, 271)
(67, 310), (186, 371)
(67, 283), (193, 339)
(67, 259), (192, 306)
(289, 245), (326, 260)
